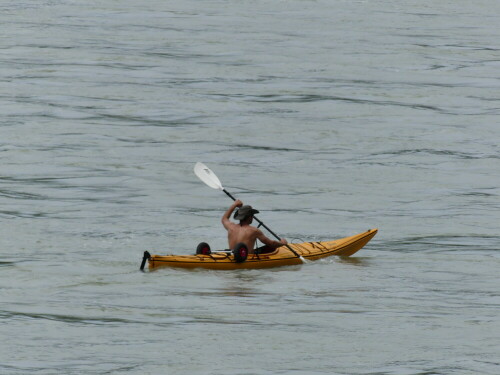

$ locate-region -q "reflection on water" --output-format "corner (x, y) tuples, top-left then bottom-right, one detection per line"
(335, 256), (370, 267)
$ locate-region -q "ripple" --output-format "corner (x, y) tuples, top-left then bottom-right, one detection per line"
(382, 234), (499, 253)
(0, 310), (137, 326)
(209, 93), (445, 112)
(371, 148), (498, 160)
(0, 261), (16, 268)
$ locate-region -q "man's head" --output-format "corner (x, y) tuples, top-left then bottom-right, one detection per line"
(234, 205), (259, 223)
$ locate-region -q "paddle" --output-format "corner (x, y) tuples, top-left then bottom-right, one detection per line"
(194, 162), (305, 262)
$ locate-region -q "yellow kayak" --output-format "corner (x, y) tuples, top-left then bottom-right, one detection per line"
(141, 229), (377, 271)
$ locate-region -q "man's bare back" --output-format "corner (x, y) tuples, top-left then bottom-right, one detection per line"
(221, 200), (287, 253)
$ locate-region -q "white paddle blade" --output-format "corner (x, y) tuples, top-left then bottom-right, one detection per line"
(194, 162), (224, 190)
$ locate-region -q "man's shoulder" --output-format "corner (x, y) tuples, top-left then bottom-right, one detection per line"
(249, 225), (263, 234)
(225, 221), (239, 229)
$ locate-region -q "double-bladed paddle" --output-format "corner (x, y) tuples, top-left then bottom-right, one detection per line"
(194, 162), (305, 262)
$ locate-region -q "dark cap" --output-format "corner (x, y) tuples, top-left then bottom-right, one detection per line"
(234, 205), (259, 220)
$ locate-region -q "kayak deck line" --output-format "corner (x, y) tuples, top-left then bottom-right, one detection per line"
(142, 229), (378, 271)
(300, 229), (377, 258)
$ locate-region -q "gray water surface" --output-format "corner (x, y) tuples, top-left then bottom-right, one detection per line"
(1, 1), (499, 374)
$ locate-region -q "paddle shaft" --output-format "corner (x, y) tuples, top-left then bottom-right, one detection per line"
(222, 189), (302, 258)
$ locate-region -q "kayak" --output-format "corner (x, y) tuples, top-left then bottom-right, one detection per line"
(141, 229), (377, 271)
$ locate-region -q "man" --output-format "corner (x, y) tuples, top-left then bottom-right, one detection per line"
(222, 199), (287, 253)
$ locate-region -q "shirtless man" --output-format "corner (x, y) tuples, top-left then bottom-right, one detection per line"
(222, 200), (287, 253)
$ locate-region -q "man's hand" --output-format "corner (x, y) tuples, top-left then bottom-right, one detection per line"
(280, 238), (288, 245)
(223, 199), (243, 229)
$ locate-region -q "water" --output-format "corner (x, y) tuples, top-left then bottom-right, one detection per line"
(1, 1), (499, 374)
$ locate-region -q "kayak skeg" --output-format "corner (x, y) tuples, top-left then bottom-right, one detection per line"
(141, 229), (377, 271)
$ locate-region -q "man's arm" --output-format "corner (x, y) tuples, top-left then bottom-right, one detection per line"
(221, 199), (243, 229)
(255, 229), (287, 249)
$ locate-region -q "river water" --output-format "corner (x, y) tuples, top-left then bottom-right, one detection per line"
(1, 1), (499, 374)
